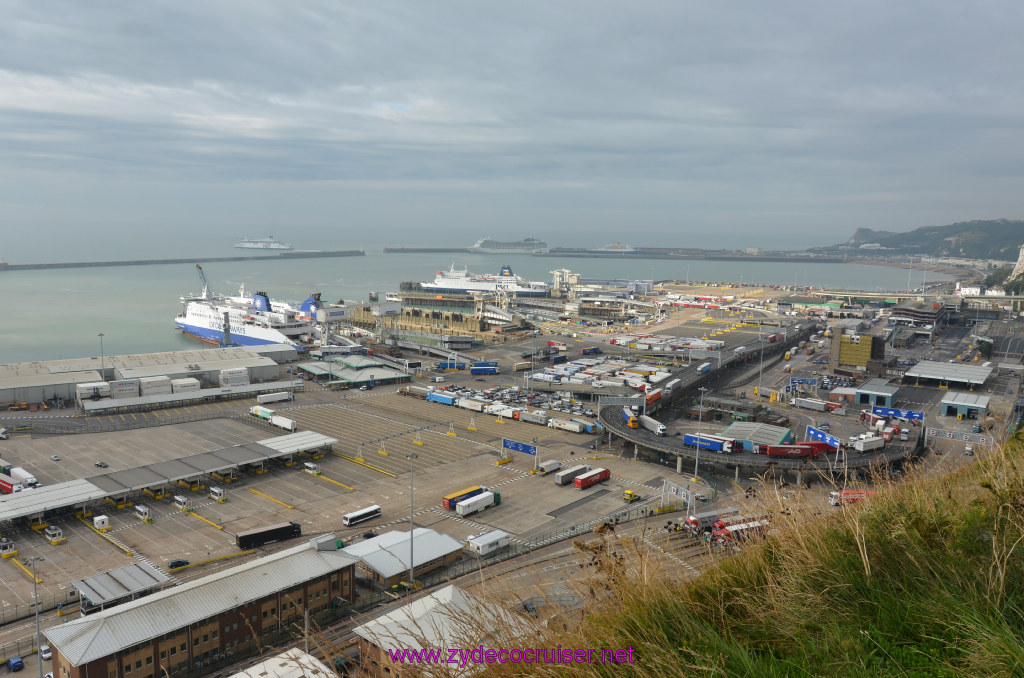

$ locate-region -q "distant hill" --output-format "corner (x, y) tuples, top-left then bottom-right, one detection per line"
(818, 219), (1023, 260)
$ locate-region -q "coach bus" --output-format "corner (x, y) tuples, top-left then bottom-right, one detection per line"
(343, 505), (382, 526)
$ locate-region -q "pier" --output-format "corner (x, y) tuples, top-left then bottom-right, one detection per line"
(0, 249), (365, 272)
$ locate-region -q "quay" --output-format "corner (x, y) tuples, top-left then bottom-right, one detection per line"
(0, 249), (364, 272)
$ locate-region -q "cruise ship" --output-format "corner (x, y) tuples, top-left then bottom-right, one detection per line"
(175, 266), (321, 348)
(234, 236), (293, 250)
(420, 264), (550, 296)
(468, 237), (549, 254)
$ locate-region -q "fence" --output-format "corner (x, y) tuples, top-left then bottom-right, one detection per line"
(0, 590), (81, 660)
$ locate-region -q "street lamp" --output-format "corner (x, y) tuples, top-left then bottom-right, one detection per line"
(693, 387), (708, 479)
(29, 557), (44, 678)
(406, 453), (419, 592)
(98, 333), (105, 378)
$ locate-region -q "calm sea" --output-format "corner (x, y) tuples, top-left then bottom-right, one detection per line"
(0, 251), (951, 364)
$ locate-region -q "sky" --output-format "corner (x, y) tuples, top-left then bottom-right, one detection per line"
(2, 1), (1023, 256)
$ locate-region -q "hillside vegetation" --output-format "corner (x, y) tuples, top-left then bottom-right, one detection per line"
(822, 219), (1024, 260)
(478, 433), (1024, 678)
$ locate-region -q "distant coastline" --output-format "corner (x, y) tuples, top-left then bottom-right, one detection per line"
(0, 249), (364, 272)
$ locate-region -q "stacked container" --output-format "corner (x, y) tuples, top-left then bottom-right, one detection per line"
(109, 379), (141, 399)
(219, 368), (250, 387)
(76, 382), (111, 400)
(140, 376), (173, 396)
(171, 377), (201, 394)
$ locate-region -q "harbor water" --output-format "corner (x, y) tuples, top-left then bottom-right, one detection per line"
(1, 251), (953, 364)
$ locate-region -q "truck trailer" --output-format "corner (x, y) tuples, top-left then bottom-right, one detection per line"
(426, 392), (456, 405)
(638, 415), (667, 436)
(854, 436), (885, 453)
(574, 467), (611, 490)
(9, 467), (38, 488)
(548, 418), (585, 433)
(442, 486), (485, 509)
(554, 464), (591, 486)
(515, 411), (550, 425)
(469, 366), (500, 375)
(683, 434), (734, 453)
(621, 408), (639, 428)
(455, 491), (501, 517)
(0, 473), (23, 494)
(537, 460), (562, 476)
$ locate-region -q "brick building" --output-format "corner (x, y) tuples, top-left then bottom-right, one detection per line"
(43, 536), (357, 678)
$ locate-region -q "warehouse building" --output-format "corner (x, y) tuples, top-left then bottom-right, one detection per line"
(939, 392), (991, 419)
(342, 528), (463, 589)
(720, 422), (792, 450)
(853, 379), (900, 407)
(43, 536), (357, 678)
(902, 361), (993, 390)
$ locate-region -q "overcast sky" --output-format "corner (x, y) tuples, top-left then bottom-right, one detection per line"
(2, 1), (1023, 254)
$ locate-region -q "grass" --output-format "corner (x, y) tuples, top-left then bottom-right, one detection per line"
(465, 430), (1024, 678)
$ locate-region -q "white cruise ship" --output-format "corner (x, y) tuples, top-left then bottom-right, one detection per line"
(468, 237), (549, 254)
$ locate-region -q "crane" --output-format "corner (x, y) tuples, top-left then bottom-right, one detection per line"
(195, 264), (214, 301)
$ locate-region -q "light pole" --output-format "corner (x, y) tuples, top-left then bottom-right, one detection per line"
(98, 333), (105, 378)
(693, 387), (708, 479)
(406, 453), (418, 592)
(30, 557), (43, 678)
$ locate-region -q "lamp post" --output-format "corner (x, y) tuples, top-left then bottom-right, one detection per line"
(407, 453), (419, 592)
(98, 333), (105, 379)
(30, 557), (43, 678)
(693, 387), (708, 479)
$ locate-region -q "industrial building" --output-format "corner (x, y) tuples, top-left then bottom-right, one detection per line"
(73, 562), (171, 616)
(342, 528), (463, 589)
(353, 584), (523, 677)
(43, 536), (358, 678)
(226, 648), (337, 678)
(295, 354), (409, 388)
(0, 346), (287, 405)
(719, 421), (792, 450)
(853, 379), (900, 407)
(939, 392), (991, 419)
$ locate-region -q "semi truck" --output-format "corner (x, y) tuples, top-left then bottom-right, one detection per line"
(621, 407), (639, 428)
(638, 415), (667, 436)
(683, 434), (734, 453)
(515, 411), (550, 425)
(574, 467), (610, 490)
(645, 388), (663, 405)
(426, 392), (456, 405)
(455, 491), (501, 517)
(547, 341), (567, 351)
(457, 398), (487, 412)
(548, 418), (585, 433)
(580, 347), (602, 355)
(537, 460), (562, 476)
(828, 489), (878, 506)
(250, 405), (275, 420)
(554, 464), (591, 486)
(438, 361), (467, 370)
(442, 486), (485, 509)
(9, 467), (38, 488)
(0, 473), (23, 494)
(696, 362), (711, 374)
(550, 355), (569, 365)
(472, 361), (498, 367)
(675, 508), (740, 535)
(755, 444), (819, 459)
(570, 419), (604, 434)
(793, 398), (840, 412)
(470, 366), (500, 375)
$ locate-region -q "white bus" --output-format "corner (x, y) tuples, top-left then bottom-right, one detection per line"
(343, 505), (382, 526)
(257, 391), (293, 405)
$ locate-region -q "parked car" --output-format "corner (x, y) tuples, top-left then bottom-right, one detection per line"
(7, 656), (24, 672)
(95, 461), (109, 468)
(168, 560), (190, 569)
(40, 645), (52, 661)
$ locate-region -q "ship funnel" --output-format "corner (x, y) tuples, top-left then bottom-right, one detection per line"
(252, 292), (272, 312)
(300, 293), (323, 314)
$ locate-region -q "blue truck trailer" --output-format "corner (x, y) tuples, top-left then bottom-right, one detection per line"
(469, 366), (499, 375)
(438, 361), (467, 370)
(426, 392), (456, 405)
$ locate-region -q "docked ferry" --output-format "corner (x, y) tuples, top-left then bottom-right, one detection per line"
(420, 264), (550, 296)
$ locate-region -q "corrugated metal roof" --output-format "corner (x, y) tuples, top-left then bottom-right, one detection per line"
(0, 480), (110, 521)
(352, 585), (524, 661)
(721, 421), (790, 445)
(940, 392), (991, 408)
(856, 378), (899, 396)
(227, 648), (334, 678)
(73, 562), (169, 606)
(903, 361), (993, 385)
(80, 380), (302, 412)
(342, 528), (463, 580)
(44, 540), (358, 667)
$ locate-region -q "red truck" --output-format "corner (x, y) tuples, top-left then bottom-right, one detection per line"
(756, 444), (819, 459)
(574, 467), (610, 490)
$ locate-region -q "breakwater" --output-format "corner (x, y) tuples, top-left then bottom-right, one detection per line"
(0, 250), (365, 272)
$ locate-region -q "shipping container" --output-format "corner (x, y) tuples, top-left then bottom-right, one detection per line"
(76, 382), (111, 400)
(171, 377), (202, 393)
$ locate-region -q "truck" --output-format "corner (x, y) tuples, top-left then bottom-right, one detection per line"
(784, 352), (792, 360)
(548, 418), (585, 433)
(250, 405), (275, 420)
(645, 388), (663, 405)
(430, 376), (446, 383)
(554, 464), (591, 486)
(512, 362), (533, 371)
(547, 341), (567, 351)
(574, 467), (610, 490)
(638, 415), (667, 436)
(537, 460), (562, 476)
(663, 378), (682, 395)
(515, 411), (550, 425)
(470, 366), (500, 375)
(550, 355), (568, 365)
(828, 489), (878, 506)
(755, 444), (818, 459)
(623, 489), (642, 503)
(9, 467), (38, 488)
(713, 519), (766, 543)
(270, 415), (296, 432)
(675, 508), (741, 535)
(621, 407), (639, 428)
(793, 398), (828, 412)
(457, 398), (487, 412)
(570, 419), (604, 434)
(696, 362), (711, 374)
(426, 392), (456, 405)
(438, 361), (467, 370)
(806, 347), (815, 355)
(0, 427), (7, 440)
(0, 473), (23, 494)
(455, 491), (501, 517)
(580, 347), (602, 355)
(683, 434), (734, 453)
(442, 486), (485, 510)
(472, 361), (498, 367)
(256, 391), (293, 405)
(853, 436), (885, 453)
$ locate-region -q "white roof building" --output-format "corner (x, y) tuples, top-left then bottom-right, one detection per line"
(342, 528), (463, 582)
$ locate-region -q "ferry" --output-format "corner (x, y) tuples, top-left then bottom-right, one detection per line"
(175, 266), (320, 348)
(234, 236), (293, 250)
(469, 237), (549, 254)
(420, 264), (550, 296)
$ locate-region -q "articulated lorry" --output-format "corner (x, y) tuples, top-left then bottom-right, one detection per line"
(638, 415), (667, 436)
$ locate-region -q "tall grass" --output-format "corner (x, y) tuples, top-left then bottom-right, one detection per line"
(467, 431), (1024, 678)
